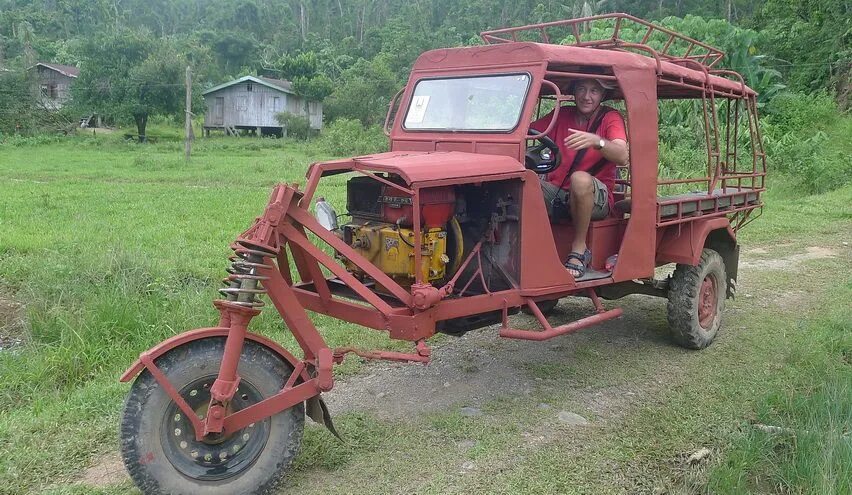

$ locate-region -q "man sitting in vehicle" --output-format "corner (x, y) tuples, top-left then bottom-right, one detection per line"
(530, 75), (629, 278)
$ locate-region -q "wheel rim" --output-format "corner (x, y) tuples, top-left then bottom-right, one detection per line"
(160, 375), (270, 481)
(698, 274), (719, 329)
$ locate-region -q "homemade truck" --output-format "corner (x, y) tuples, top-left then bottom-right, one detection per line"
(120, 14), (765, 494)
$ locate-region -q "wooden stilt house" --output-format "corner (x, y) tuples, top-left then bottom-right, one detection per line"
(202, 75), (323, 137)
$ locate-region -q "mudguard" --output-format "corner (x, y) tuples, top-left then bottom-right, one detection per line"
(119, 327), (303, 382)
(655, 217), (735, 266)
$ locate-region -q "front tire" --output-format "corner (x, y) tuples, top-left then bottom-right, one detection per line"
(121, 338), (304, 495)
(667, 249), (726, 349)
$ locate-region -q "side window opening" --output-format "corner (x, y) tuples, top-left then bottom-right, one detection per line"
(531, 69), (631, 203)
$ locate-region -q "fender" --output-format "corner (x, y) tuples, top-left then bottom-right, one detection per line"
(120, 327), (303, 383)
(655, 217), (735, 266)
(120, 327), (341, 438)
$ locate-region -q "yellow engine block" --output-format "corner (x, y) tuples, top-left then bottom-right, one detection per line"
(344, 224), (448, 285)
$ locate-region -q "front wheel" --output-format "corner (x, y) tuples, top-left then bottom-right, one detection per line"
(120, 338), (304, 495)
(667, 249), (727, 349)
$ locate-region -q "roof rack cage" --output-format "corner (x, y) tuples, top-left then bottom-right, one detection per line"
(480, 13), (725, 69)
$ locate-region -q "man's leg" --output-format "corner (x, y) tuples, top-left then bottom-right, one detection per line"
(568, 171), (595, 256)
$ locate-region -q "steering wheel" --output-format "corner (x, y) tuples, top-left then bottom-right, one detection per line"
(525, 135), (561, 175)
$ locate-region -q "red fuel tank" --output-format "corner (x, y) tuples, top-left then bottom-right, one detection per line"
(380, 186), (455, 228)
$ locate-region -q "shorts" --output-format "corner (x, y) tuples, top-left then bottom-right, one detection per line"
(540, 177), (610, 221)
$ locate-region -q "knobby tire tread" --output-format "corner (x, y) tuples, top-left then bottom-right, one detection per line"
(120, 338), (304, 495)
(667, 249), (726, 350)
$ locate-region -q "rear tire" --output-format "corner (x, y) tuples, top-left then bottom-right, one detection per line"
(121, 338), (304, 495)
(667, 249), (726, 349)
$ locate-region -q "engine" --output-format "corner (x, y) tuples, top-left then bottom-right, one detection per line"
(339, 175), (459, 289)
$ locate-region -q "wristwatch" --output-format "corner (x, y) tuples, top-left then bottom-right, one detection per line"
(595, 138), (606, 150)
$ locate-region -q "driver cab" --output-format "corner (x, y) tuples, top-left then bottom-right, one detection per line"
(387, 60), (639, 281)
(525, 66), (632, 278)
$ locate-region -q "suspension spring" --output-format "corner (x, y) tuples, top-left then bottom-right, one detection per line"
(219, 242), (275, 309)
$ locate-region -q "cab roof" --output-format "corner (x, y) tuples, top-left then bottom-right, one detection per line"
(411, 41), (755, 99)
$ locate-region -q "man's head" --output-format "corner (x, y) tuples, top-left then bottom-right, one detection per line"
(571, 78), (613, 117)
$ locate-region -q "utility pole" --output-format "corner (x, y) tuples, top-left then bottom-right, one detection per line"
(185, 65), (193, 162)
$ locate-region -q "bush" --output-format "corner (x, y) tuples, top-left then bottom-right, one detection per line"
(276, 113), (313, 140)
(318, 118), (388, 156)
(0, 134), (64, 147)
(761, 91), (852, 193)
(764, 91), (839, 132)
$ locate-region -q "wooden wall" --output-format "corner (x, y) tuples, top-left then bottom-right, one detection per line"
(37, 67), (75, 110)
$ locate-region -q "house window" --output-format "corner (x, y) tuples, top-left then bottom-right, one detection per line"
(247, 82), (253, 92)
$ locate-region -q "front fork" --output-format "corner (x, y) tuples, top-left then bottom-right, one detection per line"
(203, 301), (257, 436)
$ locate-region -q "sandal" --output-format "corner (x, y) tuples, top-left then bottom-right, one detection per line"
(564, 249), (591, 278)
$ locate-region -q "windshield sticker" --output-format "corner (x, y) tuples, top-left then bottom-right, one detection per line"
(407, 95), (430, 123)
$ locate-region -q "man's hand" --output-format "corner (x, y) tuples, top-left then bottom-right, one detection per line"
(565, 128), (630, 166)
(564, 128), (601, 150)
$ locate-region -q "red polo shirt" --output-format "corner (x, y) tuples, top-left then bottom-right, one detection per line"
(530, 106), (627, 210)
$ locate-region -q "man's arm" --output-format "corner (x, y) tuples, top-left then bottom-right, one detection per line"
(564, 129), (629, 166)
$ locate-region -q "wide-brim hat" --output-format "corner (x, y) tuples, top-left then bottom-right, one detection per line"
(567, 67), (618, 93)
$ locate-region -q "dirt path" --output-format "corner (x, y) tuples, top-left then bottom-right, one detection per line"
(319, 242), (842, 422)
(321, 294), (669, 421)
(76, 242), (847, 491)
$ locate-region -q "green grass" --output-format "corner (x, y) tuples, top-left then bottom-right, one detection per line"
(708, 301), (852, 494)
(0, 133), (397, 494)
(0, 132), (850, 494)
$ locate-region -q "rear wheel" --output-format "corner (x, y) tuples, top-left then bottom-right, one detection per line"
(121, 338), (304, 495)
(667, 249), (726, 349)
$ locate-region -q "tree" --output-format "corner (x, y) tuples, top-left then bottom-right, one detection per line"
(323, 55), (399, 125)
(754, 0), (851, 105)
(277, 50), (334, 101)
(73, 30), (202, 139)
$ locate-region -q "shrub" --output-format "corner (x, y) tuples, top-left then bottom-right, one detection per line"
(276, 113), (313, 140)
(0, 134), (64, 147)
(764, 91), (839, 133)
(318, 118), (389, 156)
(761, 91), (852, 193)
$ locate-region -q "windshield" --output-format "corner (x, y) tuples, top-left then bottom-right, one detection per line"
(403, 73), (531, 132)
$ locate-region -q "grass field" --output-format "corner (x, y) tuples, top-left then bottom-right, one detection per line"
(0, 132), (850, 494)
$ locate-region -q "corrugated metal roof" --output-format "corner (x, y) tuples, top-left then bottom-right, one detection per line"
(36, 62), (80, 78)
(202, 75), (295, 95)
(258, 76), (294, 92)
